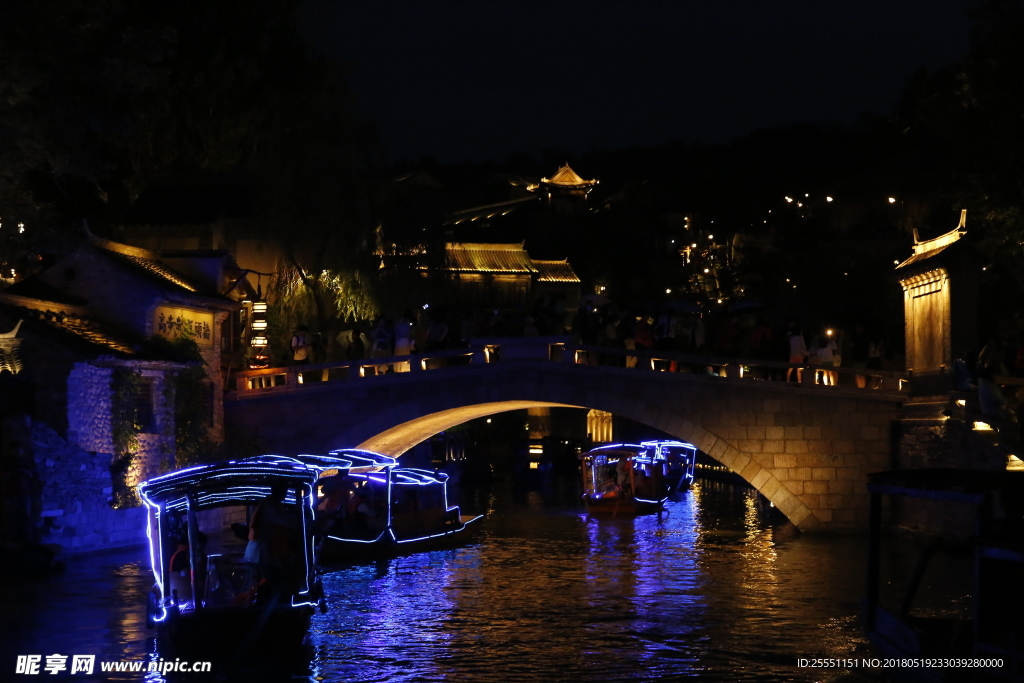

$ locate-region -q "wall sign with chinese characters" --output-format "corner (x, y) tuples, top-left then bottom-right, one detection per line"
(153, 306), (214, 346)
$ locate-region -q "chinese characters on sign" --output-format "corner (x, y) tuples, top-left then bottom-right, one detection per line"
(16, 655), (95, 675)
(153, 306), (214, 347)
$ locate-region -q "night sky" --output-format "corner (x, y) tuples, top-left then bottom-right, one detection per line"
(302, 0), (976, 164)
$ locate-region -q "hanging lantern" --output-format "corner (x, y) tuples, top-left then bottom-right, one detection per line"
(252, 300), (268, 314)
(251, 318), (268, 330)
(250, 334), (269, 348)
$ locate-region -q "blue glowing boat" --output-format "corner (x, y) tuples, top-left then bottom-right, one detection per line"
(580, 444), (671, 515)
(139, 455), (328, 654)
(641, 440), (698, 491)
(298, 450), (484, 561)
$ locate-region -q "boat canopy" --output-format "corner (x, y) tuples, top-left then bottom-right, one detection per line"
(392, 468), (449, 485)
(328, 448), (398, 470)
(139, 455), (318, 513)
(641, 440), (697, 458)
(293, 454), (355, 472)
(581, 443), (657, 463)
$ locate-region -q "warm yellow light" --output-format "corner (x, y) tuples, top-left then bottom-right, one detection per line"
(956, 399), (966, 406)
(826, 196), (834, 202)
(717, 298), (722, 304)
(826, 329), (833, 336)
(708, 234), (714, 239)
(251, 335), (268, 347)
(785, 196), (793, 203)
(251, 319), (268, 330)
(974, 421), (993, 431)
(691, 243), (697, 248)
(486, 418), (492, 424)
(888, 197), (897, 204)
(704, 268), (710, 273)
(252, 301), (268, 314)
(529, 462), (540, 470)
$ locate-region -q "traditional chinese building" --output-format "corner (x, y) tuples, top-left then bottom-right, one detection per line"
(896, 210), (985, 391)
(0, 234), (248, 555)
(0, 291), (190, 555)
(4, 233), (243, 441)
(537, 163), (598, 214)
(438, 242), (581, 309)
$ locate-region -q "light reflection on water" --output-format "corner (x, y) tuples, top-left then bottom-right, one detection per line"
(1, 480), (874, 682)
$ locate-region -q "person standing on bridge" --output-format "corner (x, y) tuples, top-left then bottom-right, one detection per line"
(291, 325), (311, 365)
(394, 311), (414, 372)
(786, 323), (807, 383)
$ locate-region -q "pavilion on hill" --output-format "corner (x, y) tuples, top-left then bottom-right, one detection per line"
(536, 164), (598, 214)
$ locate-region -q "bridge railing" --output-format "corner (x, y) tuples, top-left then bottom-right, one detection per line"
(229, 336), (908, 395)
(549, 343), (907, 392)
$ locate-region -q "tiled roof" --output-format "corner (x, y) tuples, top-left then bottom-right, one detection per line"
(541, 164), (597, 187)
(897, 211), (972, 271)
(532, 259), (580, 283)
(444, 243), (536, 274)
(92, 238), (203, 293)
(87, 237), (237, 309)
(0, 292), (137, 356)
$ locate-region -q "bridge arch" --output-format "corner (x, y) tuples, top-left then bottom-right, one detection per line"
(355, 397), (816, 528)
(226, 361), (903, 531)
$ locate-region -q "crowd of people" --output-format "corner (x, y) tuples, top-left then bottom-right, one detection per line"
(283, 297), (895, 389)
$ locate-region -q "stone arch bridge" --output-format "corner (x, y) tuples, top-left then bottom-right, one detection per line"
(225, 339), (906, 532)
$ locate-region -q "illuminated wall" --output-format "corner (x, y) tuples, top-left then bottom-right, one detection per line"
(586, 409), (613, 443)
(900, 269), (950, 372)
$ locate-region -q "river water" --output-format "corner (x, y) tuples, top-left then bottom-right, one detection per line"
(1, 478), (879, 682)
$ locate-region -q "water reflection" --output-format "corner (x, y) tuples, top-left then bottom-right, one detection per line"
(2, 479), (875, 682)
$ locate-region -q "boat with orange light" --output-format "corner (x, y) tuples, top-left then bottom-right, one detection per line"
(580, 443), (671, 515)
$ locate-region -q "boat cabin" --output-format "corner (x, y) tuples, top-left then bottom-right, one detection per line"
(580, 444), (670, 515)
(297, 449), (480, 559)
(138, 456), (322, 648)
(642, 440), (697, 490)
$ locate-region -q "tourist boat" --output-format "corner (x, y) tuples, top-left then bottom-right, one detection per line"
(580, 443), (671, 515)
(139, 455), (327, 654)
(299, 449), (484, 561)
(641, 440), (697, 491)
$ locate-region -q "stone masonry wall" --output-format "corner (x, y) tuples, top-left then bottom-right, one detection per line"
(4, 415), (147, 556)
(66, 363), (114, 453)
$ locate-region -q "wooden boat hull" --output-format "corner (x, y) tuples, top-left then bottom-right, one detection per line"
(319, 514), (484, 562)
(584, 495), (666, 516)
(159, 604), (313, 656)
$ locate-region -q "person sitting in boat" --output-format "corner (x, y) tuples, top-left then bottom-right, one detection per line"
(316, 475), (351, 532)
(597, 477), (620, 498)
(350, 490), (375, 531)
(245, 484), (299, 591)
(615, 458), (632, 495)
